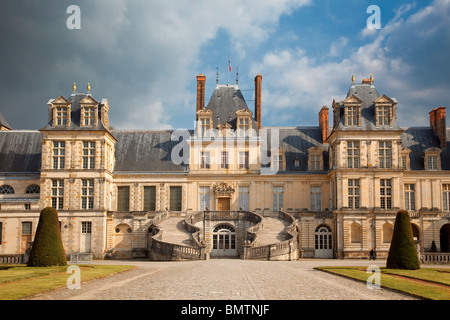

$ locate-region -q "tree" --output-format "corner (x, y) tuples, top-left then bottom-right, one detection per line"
(27, 207), (67, 267)
(386, 210), (420, 270)
(430, 240), (437, 252)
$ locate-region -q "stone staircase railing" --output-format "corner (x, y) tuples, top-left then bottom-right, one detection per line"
(242, 211), (299, 261)
(421, 252), (450, 264)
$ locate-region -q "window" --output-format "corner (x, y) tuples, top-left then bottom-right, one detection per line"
(53, 141), (65, 169)
(24, 204), (31, 210)
(83, 107), (96, 126)
(81, 221), (92, 234)
(348, 179), (360, 209)
(379, 141), (392, 169)
(347, 106), (359, 126)
(200, 151), (210, 169)
(272, 155), (284, 171)
(22, 222), (32, 236)
(273, 186), (284, 211)
(239, 186), (249, 211)
(351, 222), (362, 243)
(239, 151), (249, 169)
(405, 184), (415, 211)
(51, 180), (64, 210)
(117, 186), (130, 211)
(81, 179), (94, 210)
(238, 118), (250, 137)
(0, 185), (14, 194)
(310, 155), (321, 171)
(56, 107), (69, 126)
(170, 186), (182, 211)
(25, 185), (40, 194)
(380, 179), (392, 209)
(83, 142), (96, 169)
(220, 151), (229, 169)
(200, 118), (211, 137)
(443, 184), (450, 211)
(143, 186), (156, 211)
(427, 156), (438, 170)
(311, 187), (321, 211)
(347, 141), (360, 169)
(199, 187), (210, 211)
(376, 106), (391, 126)
(401, 156), (407, 170)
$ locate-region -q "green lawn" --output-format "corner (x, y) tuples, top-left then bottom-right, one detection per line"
(0, 264), (136, 300)
(315, 266), (450, 300)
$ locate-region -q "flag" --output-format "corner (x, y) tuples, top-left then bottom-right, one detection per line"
(228, 59), (231, 72)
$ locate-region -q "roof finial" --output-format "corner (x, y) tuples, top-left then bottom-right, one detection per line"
(351, 74), (355, 84)
(370, 74), (374, 83)
(73, 82), (77, 92)
(216, 67), (219, 85)
(87, 82), (91, 93)
(236, 67), (239, 85)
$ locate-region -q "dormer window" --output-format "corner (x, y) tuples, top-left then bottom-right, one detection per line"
(83, 106), (96, 126)
(308, 147), (324, 171)
(424, 148), (441, 171)
(374, 95), (397, 127)
(399, 148), (411, 170)
(56, 107), (69, 126)
(236, 109), (253, 138)
(196, 109), (213, 138)
(342, 95), (362, 127)
(271, 147), (286, 172)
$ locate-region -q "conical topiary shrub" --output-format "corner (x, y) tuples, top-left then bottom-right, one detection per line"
(27, 207), (67, 267)
(386, 210), (420, 270)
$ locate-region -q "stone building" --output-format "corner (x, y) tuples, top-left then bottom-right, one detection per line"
(0, 74), (449, 261)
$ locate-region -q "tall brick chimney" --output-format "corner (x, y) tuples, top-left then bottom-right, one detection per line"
(319, 106), (329, 143)
(254, 74), (262, 130)
(429, 106), (447, 149)
(196, 74), (206, 119)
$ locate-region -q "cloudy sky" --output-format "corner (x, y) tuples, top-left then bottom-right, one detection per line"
(1, 0), (449, 131)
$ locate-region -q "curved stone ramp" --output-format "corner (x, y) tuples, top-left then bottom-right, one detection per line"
(257, 217), (291, 246)
(156, 217), (193, 246)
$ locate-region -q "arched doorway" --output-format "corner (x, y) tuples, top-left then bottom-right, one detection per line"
(315, 224), (333, 258)
(211, 224), (237, 258)
(440, 224), (450, 253)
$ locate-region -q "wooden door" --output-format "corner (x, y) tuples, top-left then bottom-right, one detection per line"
(218, 198), (230, 211)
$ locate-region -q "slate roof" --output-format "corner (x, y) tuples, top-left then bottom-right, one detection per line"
(40, 93), (109, 132)
(401, 127), (450, 170)
(0, 131), (42, 173)
(112, 130), (189, 173)
(262, 127), (329, 172)
(205, 84), (258, 132)
(334, 83), (402, 131)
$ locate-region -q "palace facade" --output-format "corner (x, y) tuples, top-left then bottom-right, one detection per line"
(0, 73), (449, 261)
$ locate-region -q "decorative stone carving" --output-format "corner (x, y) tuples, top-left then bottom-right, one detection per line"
(213, 181), (235, 197)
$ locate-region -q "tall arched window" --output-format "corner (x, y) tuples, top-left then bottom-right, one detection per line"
(0, 185), (14, 194)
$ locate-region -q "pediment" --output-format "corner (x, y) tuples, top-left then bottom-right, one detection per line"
(51, 95), (72, 106)
(374, 94), (395, 105)
(80, 95), (99, 106)
(235, 108), (253, 117)
(197, 108), (213, 117)
(343, 95), (363, 105)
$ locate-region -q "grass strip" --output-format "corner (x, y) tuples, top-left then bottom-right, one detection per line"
(0, 264), (136, 300)
(315, 266), (450, 300)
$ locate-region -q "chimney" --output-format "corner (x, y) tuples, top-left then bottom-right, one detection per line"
(319, 106), (329, 143)
(430, 106), (447, 149)
(254, 74), (262, 130)
(196, 74), (206, 118)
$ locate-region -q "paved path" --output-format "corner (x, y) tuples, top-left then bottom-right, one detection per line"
(28, 259), (417, 301)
